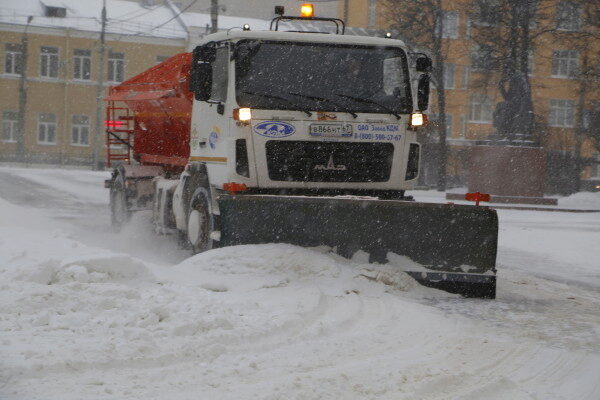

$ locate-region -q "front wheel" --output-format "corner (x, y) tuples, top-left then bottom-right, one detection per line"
(186, 187), (213, 254)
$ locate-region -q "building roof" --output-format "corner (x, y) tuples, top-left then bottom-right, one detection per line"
(0, 0), (188, 39)
(0, 0), (395, 42)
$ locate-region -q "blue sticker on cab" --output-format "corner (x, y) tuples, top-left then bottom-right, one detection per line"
(253, 121), (295, 138)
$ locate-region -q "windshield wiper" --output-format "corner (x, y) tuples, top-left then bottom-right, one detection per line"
(289, 92), (358, 119)
(335, 93), (401, 120)
(241, 90), (312, 117)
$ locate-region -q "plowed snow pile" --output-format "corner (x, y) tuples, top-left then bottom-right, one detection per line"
(1, 188), (599, 399)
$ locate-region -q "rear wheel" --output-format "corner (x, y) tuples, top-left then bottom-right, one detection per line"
(186, 187), (213, 254)
(110, 171), (130, 230)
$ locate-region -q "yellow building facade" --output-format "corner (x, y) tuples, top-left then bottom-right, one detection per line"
(0, 24), (185, 165)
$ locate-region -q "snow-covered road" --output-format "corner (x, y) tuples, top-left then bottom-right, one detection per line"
(1, 165), (599, 399)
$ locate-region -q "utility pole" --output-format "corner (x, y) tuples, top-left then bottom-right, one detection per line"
(16, 16), (33, 163)
(92, 0), (107, 170)
(210, 0), (218, 33)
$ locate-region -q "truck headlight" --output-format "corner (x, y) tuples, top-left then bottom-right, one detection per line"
(234, 107), (252, 122)
(411, 112), (425, 127)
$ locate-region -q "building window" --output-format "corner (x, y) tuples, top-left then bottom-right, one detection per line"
(71, 115), (89, 146)
(4, 43), (23, 75)
(473, 0), (500, 26)
(462, 66), (470, 88)
(44, 5), (66, 18)
(592, 154), (600, 179)
(548, 99), (575, 127)
(471, 44), (497, 71)
(156, 55), (169, 64)
(445, 114), (453, 137)
(556, 1), (581, 31)
(444, 64), (455, 89)
(2, 111), (18, 142)
(469, 94), (493, 123)
(438, 11), (459, 39)
(552, 50), (578, 78)
(368, 0), (377, 29)
(73, 49), (91, 80)
(40, 46), (59, 78)
(38, 113), (57, 144)
(108, 51), (125, 82)
(527, 50), (535, 75)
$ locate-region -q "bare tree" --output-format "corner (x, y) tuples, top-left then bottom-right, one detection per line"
(382, 0), (450, 191)
(466, 0), (548, 140)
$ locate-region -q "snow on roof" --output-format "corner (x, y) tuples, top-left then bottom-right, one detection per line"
(0, 0), (188, 39)
(0, 0), (395, 42)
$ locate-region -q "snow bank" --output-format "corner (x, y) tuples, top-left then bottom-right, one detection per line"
(557, 190), (600, 209)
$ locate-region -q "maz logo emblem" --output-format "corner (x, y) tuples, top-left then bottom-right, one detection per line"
(253, 121), (296, 138)
(314, 154), (347, 171)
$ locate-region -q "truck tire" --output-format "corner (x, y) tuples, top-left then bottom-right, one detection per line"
(110, 169), (130, 231)
(186, 186), (213, 254)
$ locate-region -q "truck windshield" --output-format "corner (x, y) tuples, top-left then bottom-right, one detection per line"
(235, 40), (412, 115)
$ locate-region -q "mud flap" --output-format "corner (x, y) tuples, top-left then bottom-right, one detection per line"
(218, 195), (498, 298)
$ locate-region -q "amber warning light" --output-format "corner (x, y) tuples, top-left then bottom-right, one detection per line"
(300, 3), (314, 17)
(465, 192), (491, 206)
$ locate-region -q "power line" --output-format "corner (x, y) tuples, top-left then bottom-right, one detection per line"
(151, 0), (198, 31)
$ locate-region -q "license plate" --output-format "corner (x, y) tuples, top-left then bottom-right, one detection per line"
(309, 123), (353, 137)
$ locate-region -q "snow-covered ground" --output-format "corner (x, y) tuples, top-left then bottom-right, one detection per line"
(1, 165), (599, 400)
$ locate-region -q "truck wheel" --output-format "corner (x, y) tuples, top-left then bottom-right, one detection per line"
(110, 171), (130, 231)
(187, 187), (213, 254)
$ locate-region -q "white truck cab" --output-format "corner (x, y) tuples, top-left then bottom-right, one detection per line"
(186, 29), (429, 197)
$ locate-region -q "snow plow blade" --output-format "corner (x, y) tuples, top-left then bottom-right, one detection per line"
(218, 195), (498, 298)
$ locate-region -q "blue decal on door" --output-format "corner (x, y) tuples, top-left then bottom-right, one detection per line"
(253, 121), (296, 138)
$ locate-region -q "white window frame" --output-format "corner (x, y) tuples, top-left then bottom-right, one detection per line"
(551, 50), (579, 78)
(108, 51), (125, 83)
(445, 113), (453, 137)
(556, 1), (582, 31)
(592, 154), (600, 179)
(40, 46), (59, 79)
(4, 44), (22, 75)
(38, 113), (57, 145)
(468, 94), (493, 123)
(73, 49), (91, 80)
(462, 66), (470, 88)
(71, 115), (90, 146)
(527, 49), (535, 76)
(2, 111), (18, 142)
(444, 63), (455, 89)
(440, 11), (459, 39)
(548, 99), (575, 127)
(368, 0), (377, 29)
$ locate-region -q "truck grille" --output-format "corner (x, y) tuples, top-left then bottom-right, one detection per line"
(265, 141), (393, 182)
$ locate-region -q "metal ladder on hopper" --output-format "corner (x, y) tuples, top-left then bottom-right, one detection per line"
(105, 101), (134, 168)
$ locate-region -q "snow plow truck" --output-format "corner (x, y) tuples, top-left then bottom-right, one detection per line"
(104, 6), (498, 298)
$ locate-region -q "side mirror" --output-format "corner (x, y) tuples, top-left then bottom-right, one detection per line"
(416, 56), (432, 73)
(417, 74), (430, 111)
(190, 44), (216, 102)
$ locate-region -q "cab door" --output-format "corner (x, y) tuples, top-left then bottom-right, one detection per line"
(189, 43), (230, 185)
